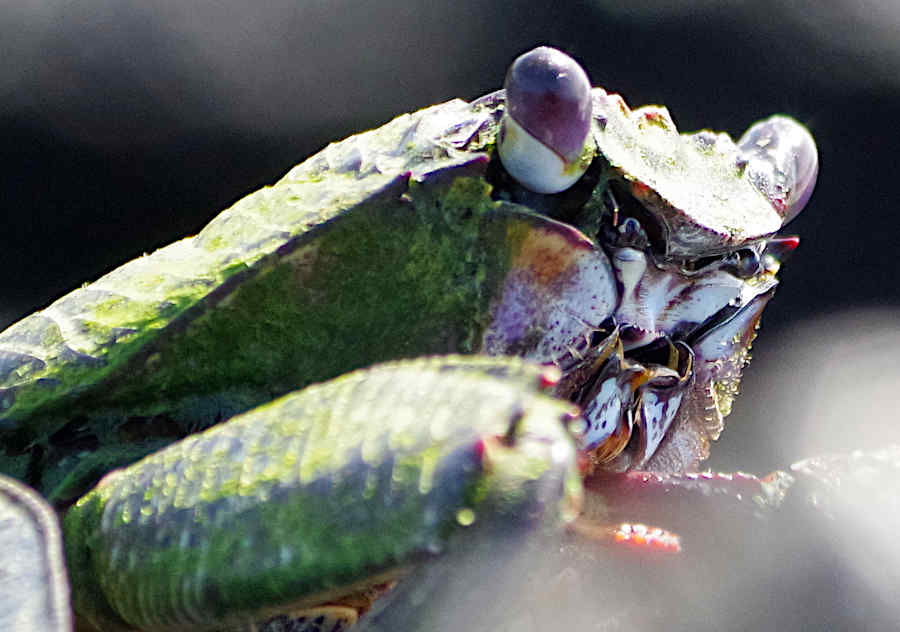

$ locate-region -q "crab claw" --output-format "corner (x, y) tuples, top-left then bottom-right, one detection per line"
(578, 347), (645, 460)
(636, 287), (775, 474)
(498, 46), (594, 194)
(578, 337), (694, 472)
(738, 115), (818, 225)
(631, 340), (693, 469)
(480, 210), (617, 368)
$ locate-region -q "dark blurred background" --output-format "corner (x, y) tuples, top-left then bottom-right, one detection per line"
(1, 2), (899, 628)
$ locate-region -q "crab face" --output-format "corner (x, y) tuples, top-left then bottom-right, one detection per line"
(486, 48), (818, 474)
(0, 46), (821, 632)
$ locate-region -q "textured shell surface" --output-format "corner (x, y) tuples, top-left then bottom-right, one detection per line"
(0, 80), (798, 501)
(589, 90), (783, 257)
(0, 44), (825, 632)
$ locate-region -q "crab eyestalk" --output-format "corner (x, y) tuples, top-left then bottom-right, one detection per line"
(738, 115), (819, 225)
(498, 46), (594, 194)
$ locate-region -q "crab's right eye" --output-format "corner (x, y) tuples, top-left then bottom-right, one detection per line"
(738, 115), (818, 225)
(722, 248), (762, 279)
(498, 46), (594, 194)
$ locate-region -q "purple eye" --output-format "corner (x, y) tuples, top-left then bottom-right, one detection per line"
(738, 115), (818, 225)
(498, 46), (594, 194)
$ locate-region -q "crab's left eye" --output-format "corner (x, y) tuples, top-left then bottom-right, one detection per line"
(738, 115), (818, 225)
(498, 46), (593, 194)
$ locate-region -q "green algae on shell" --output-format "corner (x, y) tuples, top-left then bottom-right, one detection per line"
(63, 356), (579, 631)
(0, 98), (612, 503)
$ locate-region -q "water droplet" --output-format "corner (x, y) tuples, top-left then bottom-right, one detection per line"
(456, 507), (476, 526)
(568, 418), (587, 436)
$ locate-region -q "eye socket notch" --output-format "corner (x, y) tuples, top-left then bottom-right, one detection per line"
(484, 147), (606, 226)
(603, 180), (669, 255)
(677, 245), (764, 279)
(721, 248), (762, 279)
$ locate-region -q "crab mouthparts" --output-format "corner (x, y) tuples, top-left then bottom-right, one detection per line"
(568, 237), (785, 473)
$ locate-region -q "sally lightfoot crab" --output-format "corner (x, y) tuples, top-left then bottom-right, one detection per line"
(0, 46), (825, 631)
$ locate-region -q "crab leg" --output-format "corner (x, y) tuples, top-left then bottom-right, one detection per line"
(63, 357), (580, 631)
(0, 475), (72, 632)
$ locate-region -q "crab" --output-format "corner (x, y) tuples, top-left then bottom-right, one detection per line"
(0, 46), (851, 632)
